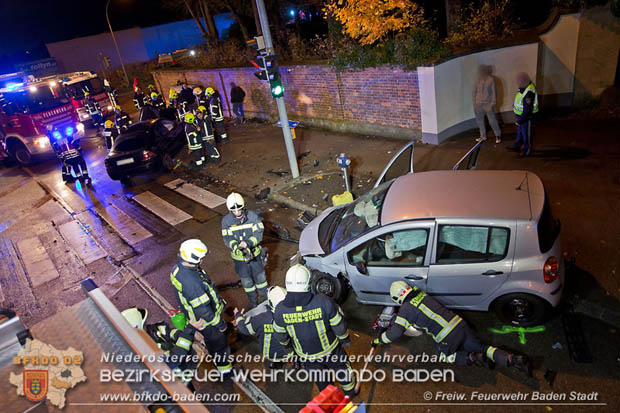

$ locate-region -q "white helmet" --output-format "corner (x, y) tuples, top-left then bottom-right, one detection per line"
(285, 264), (311, 292)
(121, 308), (148, 329)
(390, 281), (413, 305)
(179, 239), (208, 264)
(267, 286), (287, 310)
(226, 192), (245, 212)
(193, 87), (203, 96)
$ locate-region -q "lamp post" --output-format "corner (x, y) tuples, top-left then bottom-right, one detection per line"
(105, 0), (130, 86)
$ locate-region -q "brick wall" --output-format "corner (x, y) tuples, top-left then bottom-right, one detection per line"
(152, 65), (421, 139)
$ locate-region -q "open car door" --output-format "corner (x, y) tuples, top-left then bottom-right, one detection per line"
(452, 140), (483, 170)
(374, 141), (415, 188)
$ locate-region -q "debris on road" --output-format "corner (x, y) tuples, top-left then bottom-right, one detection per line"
(255, 187), (271, 200)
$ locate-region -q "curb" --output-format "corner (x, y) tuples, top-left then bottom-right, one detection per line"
(572, 297), (620, 329)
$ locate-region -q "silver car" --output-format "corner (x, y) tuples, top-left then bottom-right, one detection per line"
(298, 143), (563, 326)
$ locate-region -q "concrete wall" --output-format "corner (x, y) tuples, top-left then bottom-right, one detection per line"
(152, 66), (421, 140)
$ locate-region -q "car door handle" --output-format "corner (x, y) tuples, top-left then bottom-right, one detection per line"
(482, 270), (503, 276)
(405, 274), (427, 281)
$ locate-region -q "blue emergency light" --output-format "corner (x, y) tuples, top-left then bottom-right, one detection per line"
(52, 131), (62, 140)
(65, 126), (74, 136)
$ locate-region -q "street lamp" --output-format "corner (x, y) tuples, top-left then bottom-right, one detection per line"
(105, 0), (130, 86)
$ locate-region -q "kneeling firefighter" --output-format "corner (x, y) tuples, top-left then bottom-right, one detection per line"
(374, 281), (531, 375)
(47, 124), (90, 184)
(170, 239), (232, 375)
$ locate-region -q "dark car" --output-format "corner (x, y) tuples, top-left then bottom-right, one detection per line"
(104, 119), (186, 182)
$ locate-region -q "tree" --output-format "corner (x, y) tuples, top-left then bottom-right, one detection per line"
(210, 0), (253, 41)
(324, 0), (427, 45)
(163, 0), (217, 43)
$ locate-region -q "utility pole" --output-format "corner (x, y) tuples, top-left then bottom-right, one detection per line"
(255, 0), (299, 178)
(106, 0), (130, 87)
(251, 0), (262, 36)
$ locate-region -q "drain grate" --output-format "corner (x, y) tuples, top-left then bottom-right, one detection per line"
(561, 308), (593, 363)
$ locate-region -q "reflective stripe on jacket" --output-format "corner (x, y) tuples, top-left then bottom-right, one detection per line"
(221, 210), (264, 261)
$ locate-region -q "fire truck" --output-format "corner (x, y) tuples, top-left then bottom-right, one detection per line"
(51, 71), (114, 124)
(0, 74), (84, 166)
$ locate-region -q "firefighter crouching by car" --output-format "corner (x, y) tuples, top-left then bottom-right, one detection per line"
(114, 105), (132, 132)
(170, 239), (233, 376)
(184, 112), (205, 170)
(84, 92), (103, 129)
(222, 193), (267, 309)
(273, 264), (357, 397)
(206, 87), (228, 144)
(47, 124), (90, 185)
(374, 281), (532, 375)
(102, 120), (118, 151)
(196, 105), (220, 163)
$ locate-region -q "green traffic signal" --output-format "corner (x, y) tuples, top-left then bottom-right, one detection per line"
(271, 80), (284, 98)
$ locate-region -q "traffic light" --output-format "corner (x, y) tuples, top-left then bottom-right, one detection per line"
(252, 55), (284, 98)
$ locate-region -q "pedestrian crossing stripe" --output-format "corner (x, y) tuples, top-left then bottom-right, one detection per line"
(132, 191), (192, 226)
(164, 179), (226, 209)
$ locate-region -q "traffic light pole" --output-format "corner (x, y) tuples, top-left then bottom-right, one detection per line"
(255, 0), (300, 179)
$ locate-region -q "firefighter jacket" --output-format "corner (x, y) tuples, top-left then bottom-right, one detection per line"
(152, 96), (166, 110)
(198, 117), (214, 141)
(184, 122), (202, 151)
(133, 92), (147, 109)
(49, 132), (80, 161)
(208, 94), (224, 122)
(170, 261), (226, 330)
(102, 127), (118, 150)
(145, 321), (195, 358)
(273, 292), (349, 360)
(378, 286), (463, 348)
(236, 309), (294, 362)
(196, 92), (208, 109)
(221, 210), (264, 262)
(85, 97), (101, 115)
(114, 110), (131, 130)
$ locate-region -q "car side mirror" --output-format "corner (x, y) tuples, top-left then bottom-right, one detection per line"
(355, 261), (368, 275)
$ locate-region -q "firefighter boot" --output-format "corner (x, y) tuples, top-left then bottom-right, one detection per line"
(246, 292), (258, 311)
(257, 286), (268, 305)
(467, 352), (492, 369)
(508, 355), (532, 376)
(61, 164), (73, 183)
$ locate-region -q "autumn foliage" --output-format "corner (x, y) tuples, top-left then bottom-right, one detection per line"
(324, 0), (427, 45)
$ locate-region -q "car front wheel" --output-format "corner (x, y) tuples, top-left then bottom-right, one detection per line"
(310, 271), (348, 303)
(493, 293), (548, 326)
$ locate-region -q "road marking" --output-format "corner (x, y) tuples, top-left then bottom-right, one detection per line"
(97, 204), (152, 245)
(57, 221), (108, 265)
(165, 178), (226, 209)
(132, 191), (192, 226)
(16, 237), (60, 288)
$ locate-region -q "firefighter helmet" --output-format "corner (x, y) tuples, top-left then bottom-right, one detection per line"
(285, 264), (311, 292)
(150, 92), (158, 99)
(193, 87), (202, 96)
(179, 239), (208, 264)
(104, 120), (114, 128)
(226, 192), (245, 211)
(267, 286), (287, 311)
(390, 281), (413, 305)
(83, 91), (90, 96)
(197, 105), (207, 113)
(148, 84), (155, 89)
(206, 87), (215, 96)
(121, 307), (148, 329)
(184, 112), (195, 123)
(169, 89), (178, 99)
(115, 105), (121, 110)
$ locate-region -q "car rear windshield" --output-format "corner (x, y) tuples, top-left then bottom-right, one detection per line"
(538, 197), (559, 253)
(114, 134), (149, 152)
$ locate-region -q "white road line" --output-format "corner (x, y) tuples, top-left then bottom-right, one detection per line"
(58, 221), (108, 265)
(164, 178), (226, 209)
(16, 237), (60, 288)
(132, 191), (192, 226)
(97, 204), (152, 245)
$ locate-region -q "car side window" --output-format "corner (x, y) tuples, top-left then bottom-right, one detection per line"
(436, 225), (509, 264)
(348, 228), (428, 267)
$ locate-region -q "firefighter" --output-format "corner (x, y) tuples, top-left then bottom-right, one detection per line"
(222, 193), (267, 308)
(206, 87), (229, 143)
(196, 105), (220, 163)
(169, 88), (181, 113)
(170, 239), (232, 375)
(133, 87), (147, 110)
(47, 124), (90, 185)
(273, 264), (357, 397)
(374, 281), (532, 375)
(194, 87), (208, 108)
(151, 92), (166, 110)
(148, 83), (159, 95)
(114, 105), (132, 132)
(102, 120), (118, 151)
(104, 79), (118, 107)
(184, 112), (205, 169)
(179, 83), (196, 114)
(508, 72), (538, 157)
(84, 92), (103, 129)
(234, 286), (293, 369)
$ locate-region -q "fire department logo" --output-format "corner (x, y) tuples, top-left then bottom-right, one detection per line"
(23, 370), (49, 402)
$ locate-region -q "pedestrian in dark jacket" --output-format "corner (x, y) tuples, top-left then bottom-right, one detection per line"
(230, 82), (246, 123)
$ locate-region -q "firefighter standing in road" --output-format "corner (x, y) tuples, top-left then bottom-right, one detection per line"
(180, 83), (196, 114)
(222, 193), (267, 308)
(104, 79), (118, 107)
(206, 87), (229, 143)
(102, 120), (118, 151)
(84, 92), (103, 129)
(114, 105), (132, 132)
(170, 239), (233, 375)
(184, 112), (205, 169)
(273, 264), (357, 397)
(133, 87), (147, 110)
(508, 72), (538, 157)
(374, 281), (532, 375)
(197, 105), (220, 163)
(47, 124), (90, 184)
(234, 286), (294, 369)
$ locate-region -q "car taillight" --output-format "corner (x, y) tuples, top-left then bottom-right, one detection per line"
(544, 256), (558, 283)
(142, 150), (156, 161)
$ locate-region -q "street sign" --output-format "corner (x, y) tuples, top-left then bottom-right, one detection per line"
(276, 120), (299, 129)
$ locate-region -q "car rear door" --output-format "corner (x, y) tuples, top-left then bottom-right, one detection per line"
(342, 220), (435, 305)
(426, 220), (516, 309)
(374, 141), (414, 188)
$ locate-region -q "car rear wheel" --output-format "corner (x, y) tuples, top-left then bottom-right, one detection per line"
(310, 271), (348, 303)
(10, 143), (32, 166)
(493, 293), (547, 326)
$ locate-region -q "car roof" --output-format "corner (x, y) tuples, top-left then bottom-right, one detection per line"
(381, 170), (545, 224)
